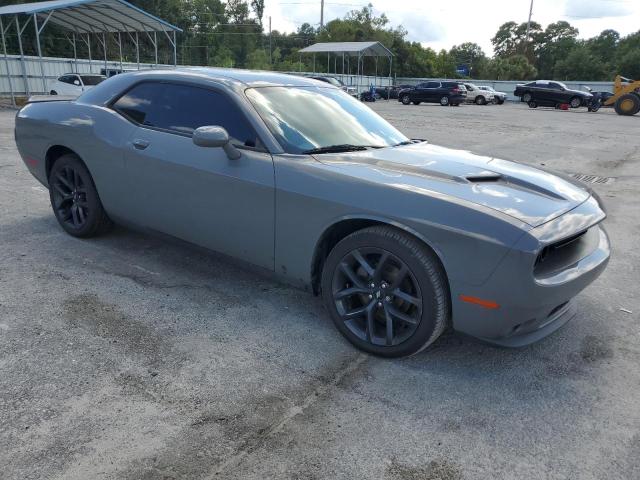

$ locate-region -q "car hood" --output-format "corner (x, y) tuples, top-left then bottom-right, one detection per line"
(314, 142), (590, 227)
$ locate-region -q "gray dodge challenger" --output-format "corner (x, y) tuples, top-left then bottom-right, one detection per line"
(15, 68), (610, 357)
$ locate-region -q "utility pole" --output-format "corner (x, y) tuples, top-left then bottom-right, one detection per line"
(320, 0), (324, 30)
(269, 16), (272, 65)
(525, 0), (534, 45)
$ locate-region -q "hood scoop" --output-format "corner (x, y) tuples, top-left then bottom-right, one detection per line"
(465, 173), (503, 183)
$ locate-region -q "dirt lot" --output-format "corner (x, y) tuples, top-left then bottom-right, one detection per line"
(1, 101), (639, 480)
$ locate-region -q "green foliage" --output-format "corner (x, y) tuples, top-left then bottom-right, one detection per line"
(1, 0), (638, 81)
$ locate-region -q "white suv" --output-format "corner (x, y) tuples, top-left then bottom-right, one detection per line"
(463, 83), (495, 105)
(48, 74), (106, 96)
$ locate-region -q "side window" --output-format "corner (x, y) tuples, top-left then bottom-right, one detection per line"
(549, 82), (563, 90)
(113, 82), (262, 149)
(59, 75), (74, 84)
(425, 81), (440, 88)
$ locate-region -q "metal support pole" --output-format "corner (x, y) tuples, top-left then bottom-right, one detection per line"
(15, 16), (29, 96)
(118, 32), (123, 72)
(327, 52), (329, 74)
(154, 31), (158, 67)
(73, 33), (78, 73)
(103, 32), (107, 73)
(136, 32), (140, 69)
(87, 34), (92, 72)
(313, 53), (315, 73)
(389, 55), (392, 100)
(268, 16), (272, 65)
(173, 31), (177, 67)
(33, 14), (47, 93)
(0, 17), (16, 107)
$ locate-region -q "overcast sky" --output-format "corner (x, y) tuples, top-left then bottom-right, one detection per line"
(263, 0), (640, 54)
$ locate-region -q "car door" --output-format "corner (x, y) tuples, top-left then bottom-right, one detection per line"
(422, 82), (440, 102)
(549, 82), (568, 103)
(411, 83), (428, 101)
(112, 81), (275, 270)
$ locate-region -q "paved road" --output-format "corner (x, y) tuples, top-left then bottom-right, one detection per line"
(1, 102), (638, 480)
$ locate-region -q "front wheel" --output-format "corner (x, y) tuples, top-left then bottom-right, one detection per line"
(569, 96), (582, 108)
(475, 96), (486, 105)
(401, 94), (411, 105)
(321, 226), (450, 357)
(50, 90), (58, 95)
(439, 96), (450, 106)
(49, 154), (113, 238)
(522, 92), (532, 103)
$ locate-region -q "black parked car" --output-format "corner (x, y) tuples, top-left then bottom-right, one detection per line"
(376, 84), (413, 99)
(398, 81), (467, 106)
(514, 80), (592, 108)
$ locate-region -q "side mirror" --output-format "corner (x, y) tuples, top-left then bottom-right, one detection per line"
(74, 80), (81, 86)
(192, 126), (241, 160)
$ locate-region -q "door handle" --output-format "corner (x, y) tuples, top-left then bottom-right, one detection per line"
(133, 139), (150, 150)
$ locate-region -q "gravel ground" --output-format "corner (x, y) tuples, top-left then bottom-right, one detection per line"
(0, 101), (639, 480)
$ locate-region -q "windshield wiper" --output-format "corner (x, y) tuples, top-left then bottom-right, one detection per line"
(302, 144), (384, 154)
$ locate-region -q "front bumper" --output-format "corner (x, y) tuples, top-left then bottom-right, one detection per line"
(450, 198), (610, 347)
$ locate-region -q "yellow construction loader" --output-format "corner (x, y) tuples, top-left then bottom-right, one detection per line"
(604, 75), (640, 116)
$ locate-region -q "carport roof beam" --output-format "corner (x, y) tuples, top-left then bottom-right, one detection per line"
(0, 0), (182, 33)
(299, 41), (393, 58)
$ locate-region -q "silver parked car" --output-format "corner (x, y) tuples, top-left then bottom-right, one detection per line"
(15, 68), (610, 357)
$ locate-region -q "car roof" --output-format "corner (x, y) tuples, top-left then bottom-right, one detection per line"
(152, 67), (325, 88)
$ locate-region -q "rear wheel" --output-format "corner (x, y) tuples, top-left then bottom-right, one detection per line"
(401, 94), (411, 105)
(412, 101), (421, 105)
(440, 95), (449, 106)
(614, 94), (640, 116)
(48, 154), (113, 238)
(321, 226), (450, 358)
(50, 90), (58, 95)
(528, 101), (538, 108)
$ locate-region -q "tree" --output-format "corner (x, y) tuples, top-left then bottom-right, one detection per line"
(250, 0), (265, 27)
(484, 55), (537, 80)
(553, 43), (607, 81)
(449, 42), (486, 78)
(536, 21), (579, 78)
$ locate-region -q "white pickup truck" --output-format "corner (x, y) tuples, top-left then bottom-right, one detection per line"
(463, 83), (495, 105)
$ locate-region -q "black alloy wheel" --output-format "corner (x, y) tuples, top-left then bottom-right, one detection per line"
(322, 226), (450, 357)
(49, 154), (112, 237)
(331, 247), (422, 347)
(440, 96), (450, 106)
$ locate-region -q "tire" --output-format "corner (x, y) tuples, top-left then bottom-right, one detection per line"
(321, 226), (450, 358)
(497, 99), (504, 105)
(48, 153), (113, 238)
(614, 94), (640, 116)
(569, 96), (582, 109)
(412, 101), (421, 105)
(522, 92), (532, 103)
(439, 95), (449, 106)
(475, 96), (486, 105)
(528, 101), (538, 109)
(50, 90), (58, 95)
(401, 94), (411, 105)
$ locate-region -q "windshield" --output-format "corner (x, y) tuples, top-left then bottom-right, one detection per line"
(81, 75), (105, 86)
(246, 86), (408, 154)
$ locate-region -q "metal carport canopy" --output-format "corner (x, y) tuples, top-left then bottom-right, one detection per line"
(0, 0), (182, 34)
(0, 0), (182, 104)
(299, 41), (393, 57)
